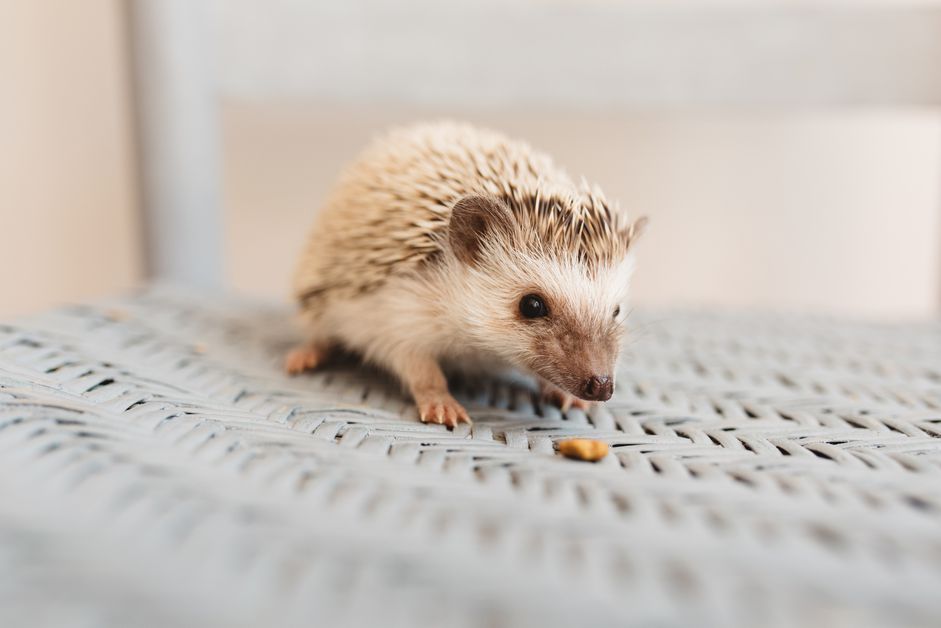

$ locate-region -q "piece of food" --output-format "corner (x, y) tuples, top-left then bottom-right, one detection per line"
(557, 438), (609, 462)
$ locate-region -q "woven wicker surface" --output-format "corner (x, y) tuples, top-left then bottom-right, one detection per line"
(1, 288), (940, 628)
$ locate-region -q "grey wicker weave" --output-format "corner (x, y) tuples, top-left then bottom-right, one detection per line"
(2, 288), (940, 628)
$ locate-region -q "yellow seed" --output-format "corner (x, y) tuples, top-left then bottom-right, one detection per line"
(557, 439), (609, 462)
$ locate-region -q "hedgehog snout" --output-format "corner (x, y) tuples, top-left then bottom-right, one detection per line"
(534, 353), (617, 403)
(581, 375), (614, 401)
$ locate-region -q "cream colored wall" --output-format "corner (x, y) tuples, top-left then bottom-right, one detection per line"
(0, 0), (142, 318)
(222, 104), (941, 319)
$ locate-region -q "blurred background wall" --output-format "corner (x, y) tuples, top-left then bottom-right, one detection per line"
(0, 0), (142, 317)
(2, 0), (940, 319)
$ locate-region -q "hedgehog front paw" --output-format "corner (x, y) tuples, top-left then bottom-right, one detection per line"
(284, 343), (329, 375)
(417, 394), (472, 429)
(540, 381), (592, 412)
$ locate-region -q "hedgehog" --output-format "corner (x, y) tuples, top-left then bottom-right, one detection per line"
(288, 121), (647, 428)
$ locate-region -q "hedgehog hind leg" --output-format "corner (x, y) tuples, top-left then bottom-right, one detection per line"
(284, 339), (334, 375)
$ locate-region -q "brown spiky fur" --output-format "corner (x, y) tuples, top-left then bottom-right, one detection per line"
(291, 122), (645, 427)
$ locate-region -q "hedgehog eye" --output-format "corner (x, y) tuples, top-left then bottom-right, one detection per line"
(519, 294), (548, 319)
(613, 305), (621, 319)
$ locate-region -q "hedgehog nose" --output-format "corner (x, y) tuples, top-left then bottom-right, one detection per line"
(582, 375), (613, 401)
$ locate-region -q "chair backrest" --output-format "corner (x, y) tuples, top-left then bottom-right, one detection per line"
(130, 0), (223, 287)
(129, 0), (941, 297)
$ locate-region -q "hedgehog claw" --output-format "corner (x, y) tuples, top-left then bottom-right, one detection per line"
(284, 343), (330, 375)
(540, 381), (592, 412)
(418, 396), (472, 429)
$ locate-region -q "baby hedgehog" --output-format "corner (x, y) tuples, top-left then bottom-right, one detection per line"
(288, 122), (646, 428)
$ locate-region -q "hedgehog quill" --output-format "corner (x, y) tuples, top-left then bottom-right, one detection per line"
(288, 122), (647, 428)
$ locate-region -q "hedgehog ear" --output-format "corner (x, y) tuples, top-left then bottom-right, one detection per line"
(449, 195), (513, 266)
(625, 216), (649, 249)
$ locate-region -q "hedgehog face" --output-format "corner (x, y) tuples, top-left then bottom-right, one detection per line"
(500, 256), (633, 401)
(448, 195), (641, 401)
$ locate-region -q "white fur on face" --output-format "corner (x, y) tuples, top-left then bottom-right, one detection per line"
(441, 246), (636, 384)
